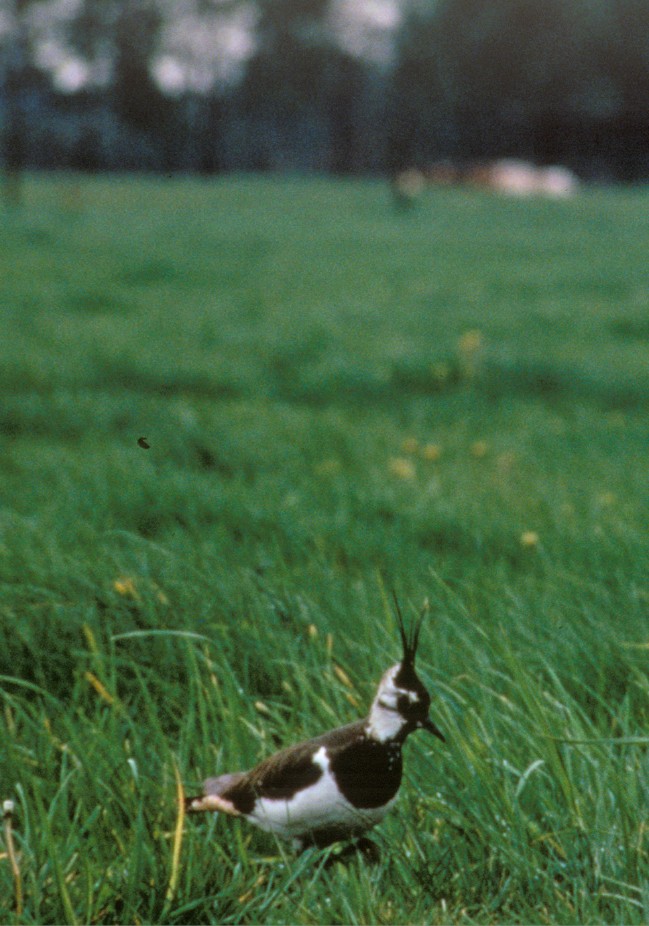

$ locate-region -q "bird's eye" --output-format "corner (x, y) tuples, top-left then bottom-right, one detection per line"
(397, 693), (420, 717)
(397, 688), (431, 720)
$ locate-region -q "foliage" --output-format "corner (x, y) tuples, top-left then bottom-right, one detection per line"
(391, 0), (649, 171)
(2, 0), (649, 175)
(0, 174), (648, 924)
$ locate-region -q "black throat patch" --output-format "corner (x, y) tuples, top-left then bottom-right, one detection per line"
(330, 738), (402, 808)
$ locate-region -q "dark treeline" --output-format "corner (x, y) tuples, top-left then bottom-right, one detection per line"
(2, 0), (649, 182)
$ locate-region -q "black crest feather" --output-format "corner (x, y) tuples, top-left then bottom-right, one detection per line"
(392, 592), (426, 666)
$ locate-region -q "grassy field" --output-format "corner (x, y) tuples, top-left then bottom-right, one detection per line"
(0, 173), (648, 925)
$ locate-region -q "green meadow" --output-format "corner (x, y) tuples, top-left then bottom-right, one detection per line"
(0, 174), (648, 924)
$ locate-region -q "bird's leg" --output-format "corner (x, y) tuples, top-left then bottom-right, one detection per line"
(322, 837), (381, 867)
(354, 836), (381, 863)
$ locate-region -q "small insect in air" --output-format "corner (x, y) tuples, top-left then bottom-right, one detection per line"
(137, 437), (150, 450)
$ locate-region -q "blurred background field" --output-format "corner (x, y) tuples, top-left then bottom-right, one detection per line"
(0, 174), (648, 924)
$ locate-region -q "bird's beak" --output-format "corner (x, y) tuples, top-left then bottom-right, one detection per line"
(421, 717), (446, 742)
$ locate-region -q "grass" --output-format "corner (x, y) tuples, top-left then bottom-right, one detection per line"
(0, 172), (648, 924)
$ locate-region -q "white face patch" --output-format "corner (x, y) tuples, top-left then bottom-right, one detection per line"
(366, 664), (417, 742)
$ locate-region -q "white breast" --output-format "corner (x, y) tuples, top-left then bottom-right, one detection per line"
(248, 746), (396, 840)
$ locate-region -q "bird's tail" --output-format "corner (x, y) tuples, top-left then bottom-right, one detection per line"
(185, 772), (245, 816)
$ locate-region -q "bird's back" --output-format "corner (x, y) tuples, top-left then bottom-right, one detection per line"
(217, 719), (402, 814)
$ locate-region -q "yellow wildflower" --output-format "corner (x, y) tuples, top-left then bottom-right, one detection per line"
(520, 531), (539, 548)
(422, 443), (442, 461)
(471, 440), (488, 458)
(458, 330), (484, 380)
(113, 577), (141, 600)
(389, 457), (416, 479)
(458, 330), (483, 354)
(401, 437), (419, 454)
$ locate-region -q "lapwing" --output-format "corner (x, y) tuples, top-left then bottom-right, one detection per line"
(185, 600), (445, 851)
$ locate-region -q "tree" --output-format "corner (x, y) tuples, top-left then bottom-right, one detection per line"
(2, 0), (44, 205)
(595, 0), (649, 177)
(389, 0), (649, 175)
(388, 4), (453, 170)
(66, 0), (171, 167)
(237, 0), (368, 172)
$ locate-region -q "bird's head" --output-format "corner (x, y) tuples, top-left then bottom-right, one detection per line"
(367, 596), (446, 744)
